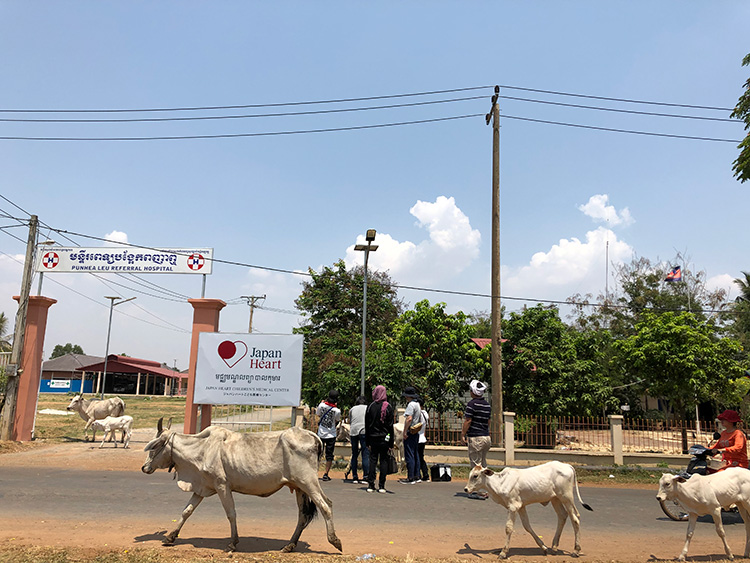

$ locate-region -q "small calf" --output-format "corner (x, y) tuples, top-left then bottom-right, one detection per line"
(657, 469), (750, 561)
(91, 415), (134, 449)
(465, 462), (593, 558)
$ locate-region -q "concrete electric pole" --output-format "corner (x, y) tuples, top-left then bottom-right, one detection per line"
(0, 215), (38, 441)
(241, 295), (266, 333)
(487, 87), (503, 447)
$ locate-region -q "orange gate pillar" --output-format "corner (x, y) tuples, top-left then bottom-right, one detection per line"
(12, 295), (57, 441)
(185, 298), (226, 433)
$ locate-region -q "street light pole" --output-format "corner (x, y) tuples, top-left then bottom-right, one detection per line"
(354, 230), (378, 397)
(100, 296), (136, 399)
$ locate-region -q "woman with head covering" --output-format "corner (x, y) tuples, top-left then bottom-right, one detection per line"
(462, 379), (491, 499)
(709, 409), (748, 470)
(364, 385), (395, 493)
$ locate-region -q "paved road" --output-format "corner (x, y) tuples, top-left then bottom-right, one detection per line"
(1, 463), (748, 559)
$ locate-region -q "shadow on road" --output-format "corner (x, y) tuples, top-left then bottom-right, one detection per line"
(133, 530), (320, 554)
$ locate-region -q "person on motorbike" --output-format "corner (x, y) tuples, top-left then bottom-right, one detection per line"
(708, 409), (749, 470)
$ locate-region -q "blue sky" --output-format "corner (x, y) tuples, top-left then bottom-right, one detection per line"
(1, 3), (748, 370)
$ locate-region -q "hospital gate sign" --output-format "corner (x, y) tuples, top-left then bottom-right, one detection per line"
(35, 247), (214, 274)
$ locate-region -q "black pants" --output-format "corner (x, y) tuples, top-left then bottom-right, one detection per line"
(367, 439), (390, 489)
(418, 442), (429, 481)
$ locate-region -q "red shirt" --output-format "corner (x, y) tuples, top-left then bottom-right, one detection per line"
(715, 428), (749, 469)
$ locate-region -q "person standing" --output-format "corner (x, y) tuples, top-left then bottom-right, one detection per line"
(461, 379), (491, 499)
(316, 389), (341, 482)
(365, 385), (395, 493)
(400, 386), (422, 484)
(417, 397), (430, 482)
(709, 409), (749, 470)
(348, 395), (370, 484)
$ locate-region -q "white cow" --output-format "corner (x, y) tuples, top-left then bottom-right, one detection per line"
(66, 395), (126, 442)
(656, 469), (750, 561)
(464, 462), (593, 558)
(90, 415), (134, 449)
(142, 418), (342, 554)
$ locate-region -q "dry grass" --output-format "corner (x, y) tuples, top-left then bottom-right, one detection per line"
(32, 394), (187, 442)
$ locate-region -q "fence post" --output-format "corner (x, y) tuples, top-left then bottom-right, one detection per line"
(504, 412), (516, 466)
(609, 414), (624, 465)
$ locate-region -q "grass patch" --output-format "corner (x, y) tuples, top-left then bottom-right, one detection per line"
(32, 394), (188, 443)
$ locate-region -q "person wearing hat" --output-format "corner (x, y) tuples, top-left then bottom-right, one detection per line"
(400, 386), (422, 484)
(708, 409), (748, 470)
(316, 389), (342, 481)
(462, 379), (492, 499)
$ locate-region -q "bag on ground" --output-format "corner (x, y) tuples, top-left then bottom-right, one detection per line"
(430, 463), (452, 482)
(387, 451), (399, 474)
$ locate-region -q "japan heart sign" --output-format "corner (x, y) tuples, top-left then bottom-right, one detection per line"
(193, 333), (303, 406)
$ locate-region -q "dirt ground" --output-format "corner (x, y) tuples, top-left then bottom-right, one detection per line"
(0, 430), (737, 562)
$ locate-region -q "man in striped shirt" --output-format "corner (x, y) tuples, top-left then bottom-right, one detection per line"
(461, 379), (491, 499)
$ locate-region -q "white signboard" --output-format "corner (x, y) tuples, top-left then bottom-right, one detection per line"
(49, 379), (71, 389)
(35, 247), (213, 275)
(194, 333), (303, 406)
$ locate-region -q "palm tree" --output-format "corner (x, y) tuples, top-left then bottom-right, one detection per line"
(735, 271), (750, 302)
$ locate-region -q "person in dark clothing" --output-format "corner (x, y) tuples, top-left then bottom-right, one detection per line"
(364, 384), (395, 493)
(417, 397), (430, 482)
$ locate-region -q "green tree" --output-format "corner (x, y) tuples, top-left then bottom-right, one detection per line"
(0, 312), (10, 352)
(466, 310), (492, 338)
(615, 311), (745, 420)
(50, 343), (84, 359)
(502, 305), (617, 416)
(387, 300), (490, 413)
(294, 260), (403, 408)
(727, 271), (750, 356)
(731, 53), (750, 183)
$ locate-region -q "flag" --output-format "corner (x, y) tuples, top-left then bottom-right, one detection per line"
(665, 266), (682, 282)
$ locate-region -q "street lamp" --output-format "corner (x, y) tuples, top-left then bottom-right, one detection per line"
(36, 239), (57, 296)
(100, 296), (136, 398)
(354, 229), (378, 397)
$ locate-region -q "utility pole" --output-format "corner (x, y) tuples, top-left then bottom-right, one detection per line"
(486, 87), (503, 447)
(241, 295), (266, 333)
(0, 215), (38, 440)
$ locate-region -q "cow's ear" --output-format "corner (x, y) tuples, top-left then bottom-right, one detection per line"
(482, 468), (494, 476)
(675, 475), (687, 483)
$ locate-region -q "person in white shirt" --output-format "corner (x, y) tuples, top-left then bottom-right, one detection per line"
(316, 389), (341, 482)
(348, 396), (369, 483)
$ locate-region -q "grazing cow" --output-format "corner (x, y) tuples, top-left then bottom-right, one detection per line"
(66, 395), (126, 442)
(465, 462), (593, 558)
(141, 418), (342, 553)
(656, 469), (750, 561)
(90, 415), (134, 449)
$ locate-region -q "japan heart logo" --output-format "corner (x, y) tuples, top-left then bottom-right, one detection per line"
(217, 340), (248, 369)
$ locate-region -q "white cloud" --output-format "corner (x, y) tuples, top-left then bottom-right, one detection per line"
(578, 194), (634, 227)
(706, 273), (737, 300)
(503, 227), (634, 302)
(103, 230), (129, 246)
(344, 196), (481, 285)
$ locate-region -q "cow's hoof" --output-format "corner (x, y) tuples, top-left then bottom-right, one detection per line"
(162, 539), (175, 547)
(497, 552), (508, 559)
(224, 544), (237, 553)
(330, 537), (343, 552)
(281, 543), (296, 553)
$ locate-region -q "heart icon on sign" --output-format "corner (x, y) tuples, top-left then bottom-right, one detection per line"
(217, 340), (248, 369)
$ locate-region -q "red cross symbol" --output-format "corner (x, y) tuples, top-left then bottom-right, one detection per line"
(42, 252), (59, 269)
(187, 254), (205, 270)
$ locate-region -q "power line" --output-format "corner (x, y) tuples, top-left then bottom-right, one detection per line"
(0, 113), (484, 141)
(497, 84), (734, 112)
(498, 95), (739, 122)
(500, 113), (741, 143)
(0, 95), (487, 123)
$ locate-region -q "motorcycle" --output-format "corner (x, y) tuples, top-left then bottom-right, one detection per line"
(658, 443), (730, 521)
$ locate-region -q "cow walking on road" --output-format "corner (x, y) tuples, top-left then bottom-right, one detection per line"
(657, 469), (750, 561)
(464, 462), (593, 558)
(141, 418), (342, 554)
(66, 395), (126, 442)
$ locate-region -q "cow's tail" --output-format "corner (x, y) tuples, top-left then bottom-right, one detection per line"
(574, 471), (593, 511)
(301, 492), (319, 525)
(314, 434), (324, 463)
